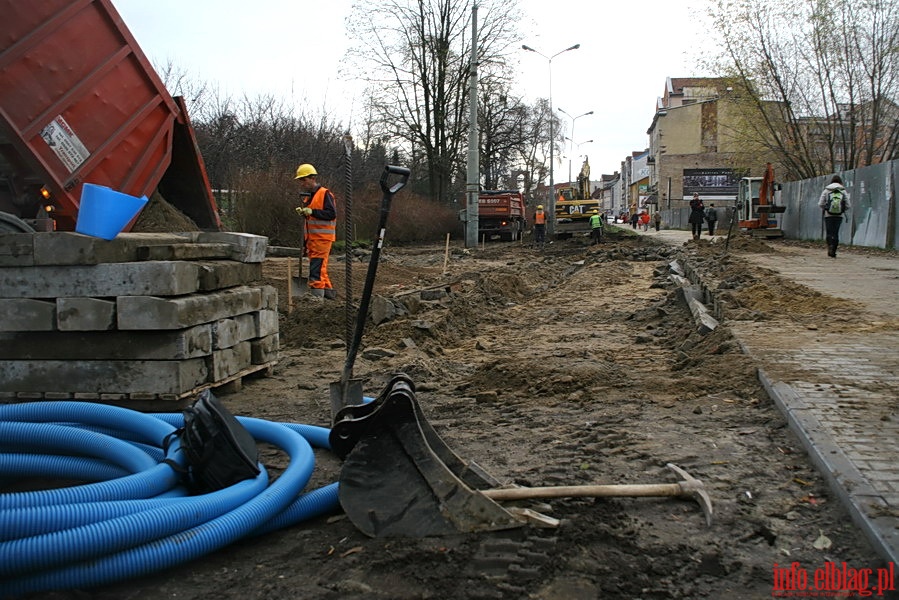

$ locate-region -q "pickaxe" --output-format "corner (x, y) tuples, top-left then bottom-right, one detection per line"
(482, 463), (713, 526)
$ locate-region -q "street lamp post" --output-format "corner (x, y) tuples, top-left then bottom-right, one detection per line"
(558, 108), (593, 184)
(522, 43), (580, 236)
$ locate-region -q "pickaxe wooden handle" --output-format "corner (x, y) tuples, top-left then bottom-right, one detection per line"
(482, 463), (713, 526)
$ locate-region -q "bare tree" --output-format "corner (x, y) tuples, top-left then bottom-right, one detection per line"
(512, 98), (560, 204)
(180, 87), (349, 241)
(154, 59), (214, 120)
(346, 0), (522, 204)
(478, 86), (532, 189)
(708, 0), (899, 179)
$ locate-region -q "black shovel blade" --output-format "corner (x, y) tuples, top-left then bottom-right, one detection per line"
(290, 275), (307, 298)
(334, 376), (522, 537)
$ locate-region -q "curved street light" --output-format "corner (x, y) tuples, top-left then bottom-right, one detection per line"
(522, 43), (580, 235)
(558, 108), (593, 153)
(566, 137), (594, 148)
(558, 108), (593, 188)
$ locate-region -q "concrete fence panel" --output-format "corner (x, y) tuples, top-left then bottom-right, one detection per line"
(780, 160), (897, 249)
(849, 168), (891, 248)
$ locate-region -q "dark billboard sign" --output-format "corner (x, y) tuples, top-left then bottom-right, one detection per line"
(682, 168), (740, 199)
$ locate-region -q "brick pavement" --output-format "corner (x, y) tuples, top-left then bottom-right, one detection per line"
(628, 224), (899, 564)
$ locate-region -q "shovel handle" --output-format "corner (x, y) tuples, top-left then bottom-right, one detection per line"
(380, 165), (410, 195)
(342, 165), (411, 382)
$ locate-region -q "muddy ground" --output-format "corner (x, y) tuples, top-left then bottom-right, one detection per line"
(41, 227), (890, 599)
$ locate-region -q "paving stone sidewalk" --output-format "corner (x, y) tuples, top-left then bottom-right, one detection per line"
(632, 225), (899, 565)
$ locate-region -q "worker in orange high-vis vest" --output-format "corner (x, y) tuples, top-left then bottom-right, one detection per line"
(533, 204), (546, 247)
(294, 163), (337, 299)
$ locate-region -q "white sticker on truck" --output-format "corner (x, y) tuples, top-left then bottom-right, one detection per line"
(39, 116), (90, 173)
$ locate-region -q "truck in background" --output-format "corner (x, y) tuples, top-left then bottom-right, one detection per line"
(0, 0), (221, 234)
(477, 190), (526, 242)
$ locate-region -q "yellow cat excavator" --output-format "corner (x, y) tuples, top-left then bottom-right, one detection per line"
(555, 156), (599, 238)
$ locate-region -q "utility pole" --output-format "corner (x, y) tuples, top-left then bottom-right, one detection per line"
(464, 5), (479, 248)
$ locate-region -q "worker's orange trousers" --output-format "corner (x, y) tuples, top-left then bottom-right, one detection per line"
(306, 238), (332, 290)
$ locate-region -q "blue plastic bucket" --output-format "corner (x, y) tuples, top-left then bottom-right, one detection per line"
(75, 183), (148, 240)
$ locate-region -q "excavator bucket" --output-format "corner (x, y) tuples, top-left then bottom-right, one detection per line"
(329, 374), (525, 537)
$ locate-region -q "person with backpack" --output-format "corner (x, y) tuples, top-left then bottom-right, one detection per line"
(818, 175), (851, 258)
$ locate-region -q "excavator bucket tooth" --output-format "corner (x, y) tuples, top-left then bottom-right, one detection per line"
(330, 374), (523, 537)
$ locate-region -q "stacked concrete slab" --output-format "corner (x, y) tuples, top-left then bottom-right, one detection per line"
(0, 231), (278, 408)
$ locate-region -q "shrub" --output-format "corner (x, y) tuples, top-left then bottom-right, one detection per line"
(228, 170), (463, 247)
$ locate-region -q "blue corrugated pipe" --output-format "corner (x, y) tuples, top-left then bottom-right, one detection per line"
(0, 402), (339, 597)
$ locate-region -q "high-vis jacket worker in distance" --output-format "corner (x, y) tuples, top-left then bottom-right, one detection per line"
(295, 164), (337, 299)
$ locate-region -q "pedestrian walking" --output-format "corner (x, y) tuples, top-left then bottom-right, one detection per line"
(705, 203), (718, 236)
(533, 204), (547, 249)
(688, 193), (705, 240)
(818, 175), (851, 258)
(639, 211), (650, 231)
(630, 212), (639, 229)
(652, 211), (662, 232)
(294, 163), (337, 299)
(589, 209), (603, 245)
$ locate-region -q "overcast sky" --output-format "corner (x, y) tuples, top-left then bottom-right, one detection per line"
(112, 0), (714, 181)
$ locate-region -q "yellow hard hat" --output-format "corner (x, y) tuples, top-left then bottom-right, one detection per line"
(537, 204), (543, 210)
(592, 209), (598, 213)
(295, 163), (318, 179)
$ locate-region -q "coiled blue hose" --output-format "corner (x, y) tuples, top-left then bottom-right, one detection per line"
(0, 402), (340, 597)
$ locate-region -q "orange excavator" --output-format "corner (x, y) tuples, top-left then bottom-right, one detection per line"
(737, 163), (785, 237)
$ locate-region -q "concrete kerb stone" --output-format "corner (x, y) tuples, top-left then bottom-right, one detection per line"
(0, 298), (56, 331)
(30, 231), (196, 266)
(57, 297), (116, 331)
(0, 233), (36, 267)
(198, 232), (268, 263)
(1, 262), (201, 298)
(758, 370), (899, 565)
(646, 230), (899, 565)
(669, 268), (719, 335)
(0, 232), (278, 402)
(680, 253), (899, 564)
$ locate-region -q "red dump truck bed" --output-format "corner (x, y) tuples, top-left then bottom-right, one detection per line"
(477, 190), (526, 242)
(0, 0), (220, 232)
(478, 190), (525, 218)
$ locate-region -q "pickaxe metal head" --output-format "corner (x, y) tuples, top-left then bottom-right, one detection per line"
(666, 463), (714, 526)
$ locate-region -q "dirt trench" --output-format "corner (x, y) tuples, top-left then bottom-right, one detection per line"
(53, 231), (887, 600)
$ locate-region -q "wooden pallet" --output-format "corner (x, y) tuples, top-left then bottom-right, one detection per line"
(179, 360), (278, 400)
